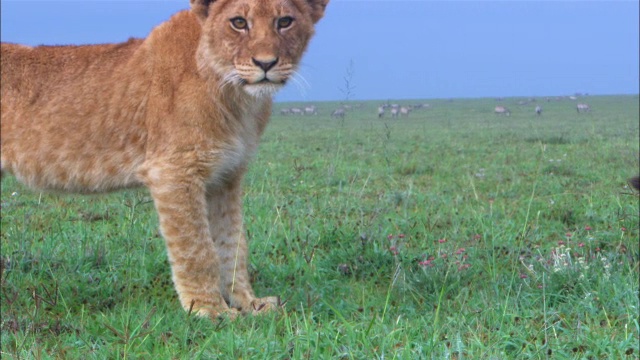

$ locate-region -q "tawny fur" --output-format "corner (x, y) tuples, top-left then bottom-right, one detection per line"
(1, 0), (328, 319)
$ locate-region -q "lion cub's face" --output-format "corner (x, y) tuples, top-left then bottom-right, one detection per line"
(193, 0), (328, 97)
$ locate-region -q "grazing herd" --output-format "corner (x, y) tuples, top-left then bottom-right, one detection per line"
(372, 103), (431, 119)
(493, 97), (594, 117)
(280, 105), (319, 116)
(277, 97), (594, 119)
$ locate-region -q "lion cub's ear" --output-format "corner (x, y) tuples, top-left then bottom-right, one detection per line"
(308, 0), (330, 23)
(190, 0), (215, 23)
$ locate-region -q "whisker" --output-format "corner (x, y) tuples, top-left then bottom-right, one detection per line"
(219, 70), (241, 93)
(289, 70), (310, 97)
(293, 70), (311, 89)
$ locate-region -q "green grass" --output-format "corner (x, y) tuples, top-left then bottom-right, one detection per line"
(2, 95), (638, 359)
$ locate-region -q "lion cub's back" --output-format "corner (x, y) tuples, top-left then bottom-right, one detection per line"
(0, 40), (150, 193)
(1, 39), (144, 103)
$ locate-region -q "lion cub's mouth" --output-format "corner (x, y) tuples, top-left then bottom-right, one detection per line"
(252, 77), (281, 85)
(240, 74), (286, 86)
(258, 77), (277, 84)
(241, 77), (285, 97)
(236, 69), (288, 97)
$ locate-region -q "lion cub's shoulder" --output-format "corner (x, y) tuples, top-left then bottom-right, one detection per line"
(145, 10), (201, 54)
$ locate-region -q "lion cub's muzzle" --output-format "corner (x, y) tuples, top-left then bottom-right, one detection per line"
(238, 56), (291, 97)
(253, 57), (284, 85)
(248, 56), (285, 84)
(239, 56), (291, 83)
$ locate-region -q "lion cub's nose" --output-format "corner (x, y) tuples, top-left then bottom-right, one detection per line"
(252, 57), (278, 72)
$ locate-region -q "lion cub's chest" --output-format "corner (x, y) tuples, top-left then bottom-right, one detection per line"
(209, 109), (263, 184)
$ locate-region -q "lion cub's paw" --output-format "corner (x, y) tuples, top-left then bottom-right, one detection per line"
(247, 296), (281, 315)
(185, 297), (239, 321)
(194, 305), (241, 321)
(213, 308), (242, 321)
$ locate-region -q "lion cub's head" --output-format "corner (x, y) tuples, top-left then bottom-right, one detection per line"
(191, 0), (329, 97)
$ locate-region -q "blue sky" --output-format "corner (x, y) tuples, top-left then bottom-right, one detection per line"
(2, 1), (638, 102)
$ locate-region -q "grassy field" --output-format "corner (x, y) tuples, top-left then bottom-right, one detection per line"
(1, 95), (638, 359)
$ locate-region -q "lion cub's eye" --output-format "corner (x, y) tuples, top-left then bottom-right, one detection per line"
(230, 17), (248, 31)
(277, 16), (294, 30)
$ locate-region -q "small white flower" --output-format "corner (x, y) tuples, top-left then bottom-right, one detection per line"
(11, 192), (18, 197)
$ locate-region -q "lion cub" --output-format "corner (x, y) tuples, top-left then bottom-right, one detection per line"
(1, 0), (328, 319)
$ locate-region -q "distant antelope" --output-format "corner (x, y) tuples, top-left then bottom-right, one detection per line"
(304, 105), (318, 115)
(377, 106), (385, 118)
(290, 107), (303, 116)
(400, 106), (412, 117)
(390, 107), (399, 118)
(494, 106), (511, 116)
(280, 108), (291, 116)
(535, 105), (542, 115)
(576, 103), (590, 113)
(331, 108), (345, 119)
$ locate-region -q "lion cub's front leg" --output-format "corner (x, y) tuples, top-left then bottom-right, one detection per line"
(140, 159), (236, 318)
(140, 157), (277, 319)
(207, 179), (279, 315)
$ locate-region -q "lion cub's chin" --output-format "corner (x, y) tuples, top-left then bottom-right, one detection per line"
(243, 83), (283, 98)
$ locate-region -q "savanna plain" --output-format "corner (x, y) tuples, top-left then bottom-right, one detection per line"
(1, 95), (638, 359)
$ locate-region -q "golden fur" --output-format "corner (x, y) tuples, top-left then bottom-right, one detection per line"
(1, 0), (328, 318)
